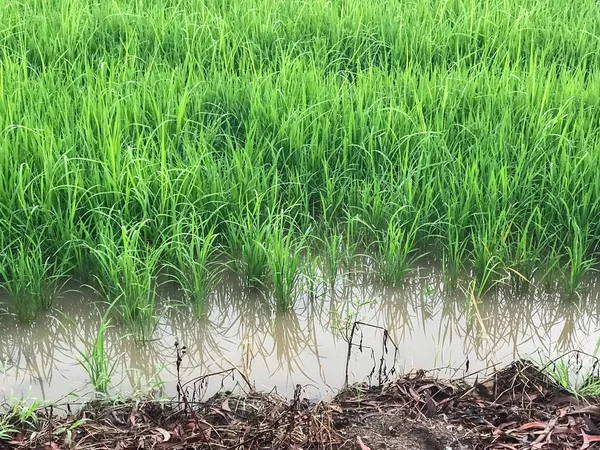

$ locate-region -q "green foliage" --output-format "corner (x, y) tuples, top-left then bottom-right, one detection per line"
(377, 212), (421, 284)
(168, 221), (219, 315)
(78, 318), (112, 394)
(269, 220), (307, 310)
(89, 220), (161, 335)
(0, 239), (59, 322)
(0, 0), (599, 314)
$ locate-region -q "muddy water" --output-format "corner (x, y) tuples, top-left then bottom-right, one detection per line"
(1, 266), (600, 402)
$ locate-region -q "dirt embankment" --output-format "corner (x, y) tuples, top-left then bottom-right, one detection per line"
(2, 360), (600, 450)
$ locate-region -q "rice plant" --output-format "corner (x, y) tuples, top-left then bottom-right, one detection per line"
(78, 317), (112, 394)
(269, 220), (307, 310)
(0, 240), (58, 322)
(0, 0), (598, 305)
(563, 222), (596, 294)
(228, 203), (272, 286)
(321, 230), (344, 288)
(168, 223), (219, 315)
(89, 220), (161, 336)
(376, 212), (421, 284)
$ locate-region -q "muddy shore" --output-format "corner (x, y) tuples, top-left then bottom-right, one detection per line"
(2, 360), (600, 450)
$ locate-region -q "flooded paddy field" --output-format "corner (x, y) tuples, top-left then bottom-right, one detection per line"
(2, 264), (599, 402)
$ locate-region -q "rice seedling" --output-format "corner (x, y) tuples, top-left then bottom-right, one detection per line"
(168, 223), (219, 316)
(269, 219), (308, 310)
(228, 201), (273, 286)
(563, 222), (595, 295)
(0, 0), (598, 310)
(0, 417), (16, 441)
(79, 317), (112, 394)
(0, 394), (43, 437)
(322, 230), (344, 288)
(89, 220), (162, 337)
(376, 212), (421, 285)
(544, 357), (600, 400)
(0, 240), (58, 322)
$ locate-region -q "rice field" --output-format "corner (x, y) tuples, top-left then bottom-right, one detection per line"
(1, 0), (600, 324)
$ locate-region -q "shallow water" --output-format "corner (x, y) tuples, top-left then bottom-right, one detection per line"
(1, 265), (600, 402)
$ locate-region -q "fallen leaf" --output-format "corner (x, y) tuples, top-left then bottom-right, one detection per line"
(329, 404), (343, 413)
(210, 407), (228, 420)
(571, 406), (600, 417)
(44, 443), (61, 450)
(516, 422), (547, 431)
(583, 432), (600, 442)
(221, 399), (231, 412)
(357, 436), (371, 450)
(156, 427), (170, 443)
(492, 444), (518, 450)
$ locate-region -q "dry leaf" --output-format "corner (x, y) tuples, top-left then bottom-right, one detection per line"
(221, 399), (231, 412)
(356, 436), (371, 450)
(156, 427), (170, 443)
(516, 422), (547, 431)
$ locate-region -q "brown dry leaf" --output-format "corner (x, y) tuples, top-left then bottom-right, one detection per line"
(156, 427), (170, 443)
(517, 421), (548, 431)
(492, 444), (518, 450)
(221, 399), (231, 412)
(415, 383), (439, 393)
(329, 404), (343, 413)
(356, 436), (371, 450)
(571, 406), (600, 417)
(583, 432), (600, 442)
(580, 431), (600, 450)
(408, 386), (422, 403)
(44, 442), (61, 450)
(210, 407), (228, 420)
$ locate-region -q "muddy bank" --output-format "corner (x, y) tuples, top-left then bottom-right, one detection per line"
(2, 360), (600, 450)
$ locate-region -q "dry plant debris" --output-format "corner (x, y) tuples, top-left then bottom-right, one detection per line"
(2, 360), (600, 450)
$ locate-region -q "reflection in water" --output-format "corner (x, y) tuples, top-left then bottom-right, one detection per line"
(1, 265), (600, 401)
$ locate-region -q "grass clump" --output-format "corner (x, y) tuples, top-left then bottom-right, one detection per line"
(168, 222), (219, 315)
(0, 240), (59, 322)
(269, 220), (307, 310)
(377, 213), (420, 285)
(79, 317), (112, 394)
(0, 0), (600, 313)
(90, 221), (161, 336)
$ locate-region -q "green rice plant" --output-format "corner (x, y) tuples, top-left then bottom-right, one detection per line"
(506, 211), (546, 290)
(302, 250), (324, 300)
(269, 220), (308, 310)
(376, 212), (421, 285)
(545, 358), (600, 400)
(0, 394), (43, 439)
(321, 230), (343, 288)
(470, 233), (506, 297)
(78, 317), (112, 394)
(0, 0), (600, 305)
(89, 220), (161, 336)
(0, 417), (16, 441)
(442, 227), (469, 288)
(0, 240), (58, 322)
(169, 225), (219, 315)
(228, 202), (272, 286)
(563, 222), (595, 294)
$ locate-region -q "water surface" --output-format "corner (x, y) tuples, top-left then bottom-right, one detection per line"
(1, 265), (599, 402)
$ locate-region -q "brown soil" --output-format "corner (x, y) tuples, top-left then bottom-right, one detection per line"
(2, 360), (600, 450)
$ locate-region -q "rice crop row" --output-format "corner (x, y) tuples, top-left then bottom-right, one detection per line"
(1, 0), (600, 320)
